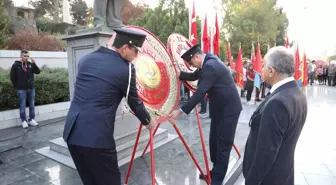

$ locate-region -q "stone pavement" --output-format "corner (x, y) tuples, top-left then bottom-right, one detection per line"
(234, 85), (336, 185)
(0, 99), (256, 185)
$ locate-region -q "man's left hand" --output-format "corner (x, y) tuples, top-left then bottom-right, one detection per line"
(30, 58), (35, 63)
(169, 109), (182, 121)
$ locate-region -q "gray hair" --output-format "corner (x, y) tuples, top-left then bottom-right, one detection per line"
(265, 46), (295, 77)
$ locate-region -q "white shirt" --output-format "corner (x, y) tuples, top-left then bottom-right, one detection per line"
(270, 76), (295, 94)
(200, 54), (206, 69)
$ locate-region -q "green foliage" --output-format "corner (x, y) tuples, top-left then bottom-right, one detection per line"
(128, 0), (201, 46)
(0, 0), (9, 48)
(36, 17), (74, 34)
(70, 0), (89, 25)
(223, 0), (288, 58)
(0, 66), (69, 111)
(29, 0), (62, 21)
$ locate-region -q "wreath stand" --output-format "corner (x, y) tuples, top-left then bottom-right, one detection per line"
(124, 105), (212, 185)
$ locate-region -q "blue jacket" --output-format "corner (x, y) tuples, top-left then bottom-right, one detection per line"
(63, 47), (151, 149)
(180, 53), (242, 119)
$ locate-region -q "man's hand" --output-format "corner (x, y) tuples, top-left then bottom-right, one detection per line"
(30, 57), (35, 63)
(145, 119), (157, 130)
(169, 109), (183, 121)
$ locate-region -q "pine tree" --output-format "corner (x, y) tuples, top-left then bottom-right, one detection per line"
(0, 0), (9, 48)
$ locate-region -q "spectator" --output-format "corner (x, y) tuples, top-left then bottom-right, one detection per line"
(10, 50), (41, 129)
(245, 63), (255, 105)
(241, 61), (247, 97)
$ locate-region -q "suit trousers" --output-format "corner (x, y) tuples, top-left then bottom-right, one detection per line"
(93, 0), (123, 28)
(67, 144), (121, 185)
(209, 113), (240, 185)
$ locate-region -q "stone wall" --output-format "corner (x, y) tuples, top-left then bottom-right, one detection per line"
(0, 50), (68, 69)
(0, 102), (70, 130)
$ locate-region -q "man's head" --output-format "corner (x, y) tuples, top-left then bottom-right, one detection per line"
(21, 50), (29, 63)
(312, 60), (315, 64)
(181, 44), (204, 69)
(112, 28), (146, 62)
(263, 46), (295, 86)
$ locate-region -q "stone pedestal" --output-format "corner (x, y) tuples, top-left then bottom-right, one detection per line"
(62, 27), (114, 100)
(36, 27), (178, 168)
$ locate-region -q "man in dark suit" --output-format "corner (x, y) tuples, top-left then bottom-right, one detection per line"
(243, 46), (308, 185)
(63, 28), (156, 185)
(170, 44), (242, 185)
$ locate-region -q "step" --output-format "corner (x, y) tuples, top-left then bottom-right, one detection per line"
(224, 156), (243, 185)
(36, 128), (178, 169)
(49, 128), (167, 160)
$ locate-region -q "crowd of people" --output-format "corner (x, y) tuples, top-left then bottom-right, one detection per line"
(308, 60), (336, 86)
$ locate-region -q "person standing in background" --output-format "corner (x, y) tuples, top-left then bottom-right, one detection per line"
(10, 50), (41, 129)
(245, 63), (255, 105)
(308, 60), (315, 85)
(323, 64), (328, 85)
(241, 61), (247, 97)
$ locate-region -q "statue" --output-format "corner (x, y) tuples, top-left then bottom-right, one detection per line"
(62, 0), (71, 24)
(93, 0), (125, 29)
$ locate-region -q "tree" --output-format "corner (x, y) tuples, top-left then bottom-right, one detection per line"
(121, 0), (146, 24)
(129, 0), (201, 46)
(70, 0), (89, 25)
(222, 0), (288, 58)
(0, 0), (9, 48)
(29, 0), (62, 21)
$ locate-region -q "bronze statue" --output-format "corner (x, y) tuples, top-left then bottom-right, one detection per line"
(93, 0), (124, 29)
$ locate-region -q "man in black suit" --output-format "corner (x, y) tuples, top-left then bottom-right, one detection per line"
(170, 44), (242, 185)
(243, 46), (308, 185)
(63, 28), (156, 185)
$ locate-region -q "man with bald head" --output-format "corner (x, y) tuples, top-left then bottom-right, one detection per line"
(243, 46), (308, 185)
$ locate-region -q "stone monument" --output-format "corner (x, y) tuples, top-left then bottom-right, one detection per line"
(93, 0), (124, 29)
(36, 1), (177, 169)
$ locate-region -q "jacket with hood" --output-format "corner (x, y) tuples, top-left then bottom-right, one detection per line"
(10, 60), (41, 90)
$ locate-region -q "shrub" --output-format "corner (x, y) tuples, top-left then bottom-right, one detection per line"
(36, 18), (75, 34)
(6, 31), (63, 51)
(0, 66), (69, 111)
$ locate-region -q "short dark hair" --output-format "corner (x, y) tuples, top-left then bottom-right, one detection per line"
(21, 50), (28, 55)
(312, 60), (315, 63)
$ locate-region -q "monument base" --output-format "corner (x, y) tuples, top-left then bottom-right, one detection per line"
(36, 126), (178, 169)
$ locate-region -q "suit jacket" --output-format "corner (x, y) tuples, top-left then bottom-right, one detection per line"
(63, 47), (151, 149)
(243, 80), (308, 185)
(180, 53), (242, 119)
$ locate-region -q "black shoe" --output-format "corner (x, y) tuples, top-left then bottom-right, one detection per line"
(199, 170), (212, 180)
(0, 159), (3, 164)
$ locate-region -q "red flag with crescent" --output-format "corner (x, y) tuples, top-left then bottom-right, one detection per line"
(190, 0), (198, 45)
(235, 46), (244, 88)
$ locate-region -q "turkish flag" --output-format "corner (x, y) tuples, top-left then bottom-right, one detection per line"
(235, 46), (244, 88)
(190, 0), (198, 45)
(227, 42), (234, 70)
(213, 12), (220, 55)
(302, 52), (308, 86)
(202, 15), (210, 53)
(254, 42), (263, 75)
(294, 45), (301, 81)
(285, 35), (290, 48)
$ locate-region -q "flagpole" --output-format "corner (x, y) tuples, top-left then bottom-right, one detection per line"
(188, 0), (192, 41)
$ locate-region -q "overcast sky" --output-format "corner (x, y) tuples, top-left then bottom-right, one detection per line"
(14, 0), (336, 57)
